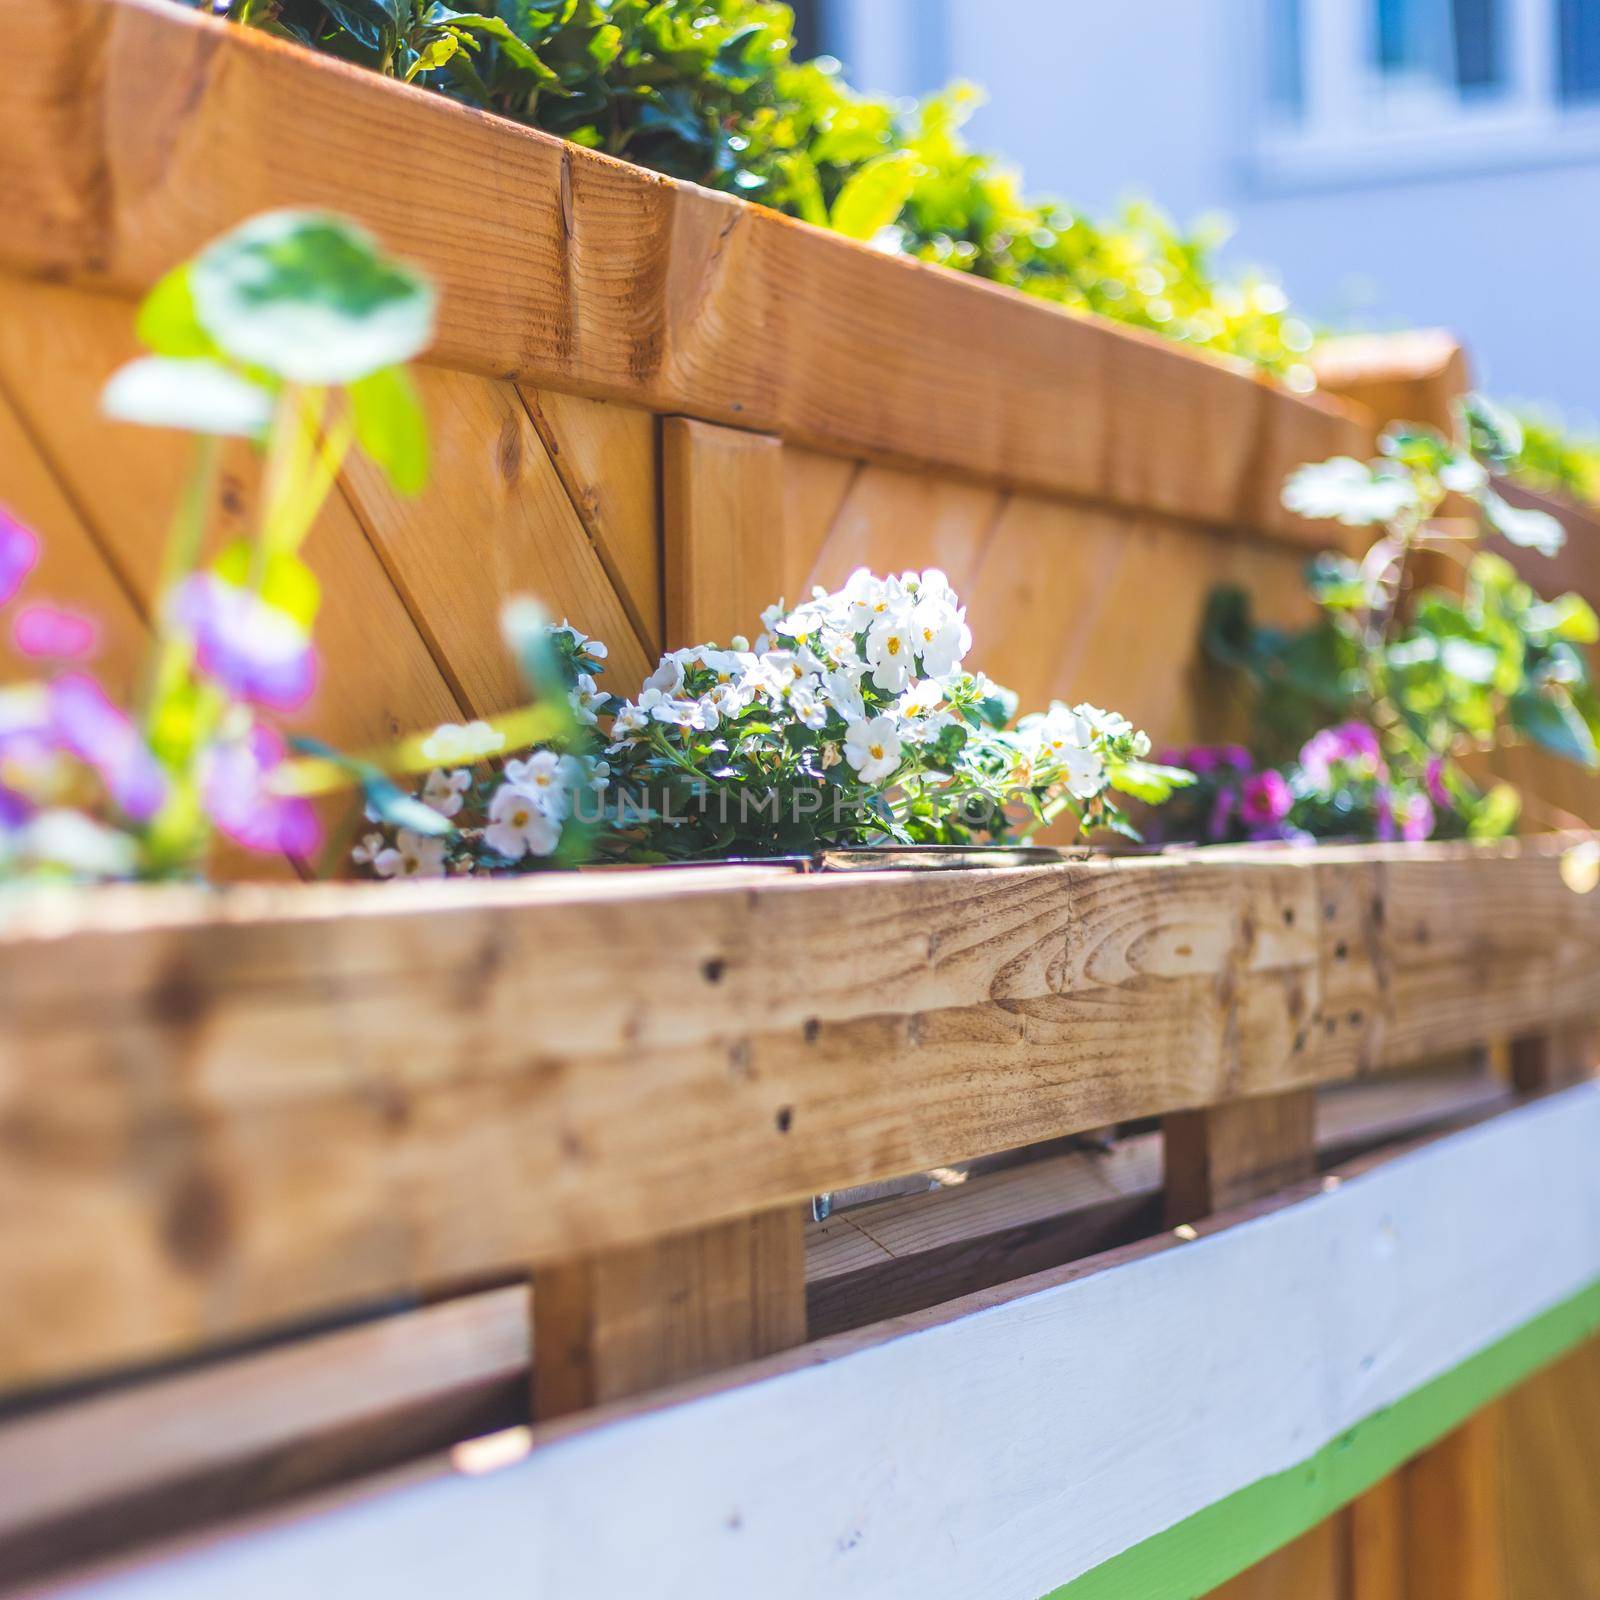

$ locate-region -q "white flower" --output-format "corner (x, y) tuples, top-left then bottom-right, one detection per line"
(825, 667), (868, 723)
(708, 677), (753, 719)
(1072, 703), (1133, 742)
(910, 598), (971, 678)
(374, 829), (448, 879)
(1282, 457), (1420, 526)
(651, 695), (717, 731)
(484, 782), (562, 860)
(611, 700), (651, 740)
(553, 620), (607, 660)
(350, 830), (386, 866)
(843, 715), (904, 784)
(420, 720), (505, 766)
(866, 614), (918, 692)
(421, 768), (472, 818)
(644, 655), (685, 696)
(788, 678), (829, 729)
(571, 674), (605, 726)
(1440, 456), (1489, 495)
(845, 569), (910, 634)
(1056, 745), (1106, 799)
(504, 749), (574, 819)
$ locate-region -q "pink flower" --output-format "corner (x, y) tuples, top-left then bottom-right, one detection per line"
(0, 507), (39, 607)
(203, 725), (320, 858)
(1299, 722), (1387, 789)
(173, 576), (317, 712)
(1239, 769), (1292, 830)
(1424, 757), (1451, 810)
(1399, 791), (1436, 843)
(13, 604), (99, 661)
(48, 672), (167, 822)
(1207, 784), (1238, 841)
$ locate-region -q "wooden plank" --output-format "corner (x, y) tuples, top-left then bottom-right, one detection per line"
(1208, 1520), (1346, 1600)
(1346, 1475), (1406, 1600)
(0, 1288), (530, 1589)
(533, 1207), (805, 1418)
(0, 0), (1367, 535)
(0, 840), (1597, 1392)
(1510, 1023), (1597, 1092)
(518, 387), (663, 658)
(1399, 1409), (1509, 1600)
(1164, 1090), (1318, 1225)
(337, 366), (654, 706)
(1502, 1336), (1600, 1600)
(662, 417), (784, 648)
(1312, 330), (1472, 442)
(0, 274), (467, 761)
(43, 1093), (1600, 1600)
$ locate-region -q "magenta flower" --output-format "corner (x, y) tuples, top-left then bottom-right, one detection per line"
(48, 672), (167, 822)
(1222, 746), (1255, 772)
(203, 725), (320, 858)
(13, 604), (99, 662)
(1300, 722), (1387, 789)
(1239, 769), (1293, 830)
(0, 507), (39, 607)
(1207, 784), (1238, 841)
(173, 576), (317, 712)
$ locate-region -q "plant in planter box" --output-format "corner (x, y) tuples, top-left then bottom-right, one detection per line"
(1186, 396), (1599, 845)
(0, 210), (445, 881)
(352, 567), (1192, 873)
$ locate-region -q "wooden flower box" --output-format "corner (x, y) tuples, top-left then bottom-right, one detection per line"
(2, 837), (1598, 1596)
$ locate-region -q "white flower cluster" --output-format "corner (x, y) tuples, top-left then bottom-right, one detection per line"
(607, 568), (978, 783)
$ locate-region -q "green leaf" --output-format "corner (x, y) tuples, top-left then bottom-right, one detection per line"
(320, 0), (399, 57)
(424, 7), (558, 78)
(830, 151), (918, 241)
(1107, 759), (1196, 804)
(349, 366), (429, 493)
(405, 30), (462, 79)
(1527, 592), (1600, 645)
(1460, 392), (1524, 466)
(1467, 781), (1522, 840)
(1480, 489), (1565, 556)
(190, 211), (436, 385)
(214, 542), (323, 626)
(1509, 689), (1599, 769)
(287, 735), (455, 837)
(100, 356), (273, 437)
(136, 266), (219, 359)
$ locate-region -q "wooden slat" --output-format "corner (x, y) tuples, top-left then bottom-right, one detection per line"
(533, 1207), (805, 1418)
(519, 387), (663, 658)
(337, 366), (654, 706)
(0, 839), (1596, 1393)
(662, 417), (784, 648)
(1312, 330), (1472, 442)
(1209, 1521), (1347, 1600)
(1398, 1410), (1509, 1600)
(40, 1094), (1600, 1600)
(1346, 1474), (1406, 1600)
(1511, 1023), (1597, 1093)
(1164, 1090), (1318, 1225)
(0, 0), (1367, 535)
(0, 1288), (530, 1589)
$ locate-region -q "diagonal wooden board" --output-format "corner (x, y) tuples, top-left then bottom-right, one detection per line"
(47, 1088), (1600, 1600)
(0, 839), (1597, 1394)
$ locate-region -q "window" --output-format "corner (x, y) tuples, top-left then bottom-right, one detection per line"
(1257, 0), (1600, 184)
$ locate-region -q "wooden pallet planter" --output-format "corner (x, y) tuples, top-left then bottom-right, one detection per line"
(1, 837), (1598, 1596)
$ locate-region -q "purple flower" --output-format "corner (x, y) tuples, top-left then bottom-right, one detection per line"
(13, 603), (99, 661)
(1207, 784), (1238, 842)
(1239, 769), (1293, 830)
(48, 672), (167, 822)
(173, 576), (317, 712)
(1425, 757), (1451, 810)
(1222, 745), (1255, 772)
(0, 506), (39, 607)
(203, 725), (320, 858)
(1299, 722), (1387, 789)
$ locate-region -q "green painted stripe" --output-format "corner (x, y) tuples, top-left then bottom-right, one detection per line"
(1044, 1279), (1600, 1600)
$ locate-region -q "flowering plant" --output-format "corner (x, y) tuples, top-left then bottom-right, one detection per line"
(0, 210), (437, 882)
(352, 568), (1190, 873)
(1202, 395), (1599, 842)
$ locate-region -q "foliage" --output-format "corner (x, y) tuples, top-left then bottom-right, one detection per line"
(1502, 401), (1600, 509)
(353, 568), (1191, 871)
(0, 210), (439, 883)
(199, 0), (1315, 384)
(1191, 395), (1598, 845)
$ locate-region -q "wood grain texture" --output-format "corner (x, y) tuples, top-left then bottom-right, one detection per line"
(40, 1094), (1600, 1600)
(1164, 1089), (1318, 1225)
(1208, 1520), (1346, 1600)
(533, 1207), (805, 1418)
(1312, 330), (1472, 442)
(1510, 1024), (1597, 1093)
(1502, 1336), (1600, 1600)
(662, 417), (784, 648)
(0, 0), (1366, 530)
(1346, 1475), (1406, 1600)
(0, 839), (1597, 1393)
(1399, 1410), (1509, 1600)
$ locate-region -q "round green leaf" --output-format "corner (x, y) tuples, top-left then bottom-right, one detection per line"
(190, 211), (437, 385)
(101, 356), (273, 437)
(349, 365), (430, 493)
